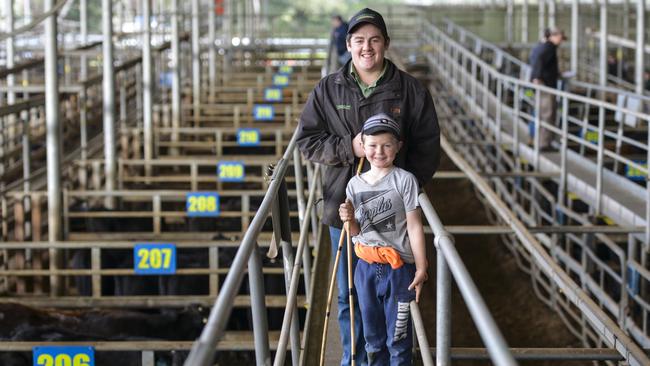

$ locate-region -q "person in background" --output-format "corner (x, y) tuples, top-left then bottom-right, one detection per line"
(529, 27), (566, 151)
(332, 15), (352, 68)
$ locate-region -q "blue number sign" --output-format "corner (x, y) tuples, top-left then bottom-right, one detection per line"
(272, 74), (289, 87)
(33, 346), (94, 366)
(279, 65), (293, 74)
(186, 192), (220, 217)
(253, 105), (275, 121)
(134, 243), (176, 275)
(218, 161), (245, 182)
(584, 130), (599, 144)
(237, 128), (261, 146)
(626, 160), (647, 182)
(264, 88), (283, 102)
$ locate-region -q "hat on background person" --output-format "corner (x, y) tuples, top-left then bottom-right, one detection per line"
(347, 8), (389, 40)
(362, 113), (401, 140)
(547, 27), (567, 41)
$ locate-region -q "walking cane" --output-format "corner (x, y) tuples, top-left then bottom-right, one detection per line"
(346, 219), (356, 366)
(319, 158), (364, 366)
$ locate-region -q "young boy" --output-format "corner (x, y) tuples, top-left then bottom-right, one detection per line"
(339, 113), (428, 365)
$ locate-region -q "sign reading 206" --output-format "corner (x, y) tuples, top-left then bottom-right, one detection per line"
(33, 346), (94, 366)
(134, 243), (176, 275)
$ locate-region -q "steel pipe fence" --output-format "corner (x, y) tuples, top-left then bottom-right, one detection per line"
(183, 131), (307, 365)
(442, 18), (650, 111)
(0, 238), (305, 307)
(419, 193), (516, 366)
(422, 18), (650, 365)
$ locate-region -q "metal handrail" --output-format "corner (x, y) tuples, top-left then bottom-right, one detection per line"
(442, 18), (650, 103)
(423, 19), (650, 366)
(418, 192), (517, 366)
(424, 19), (650, 241)
(184, 130), (311, 365)
(424, 20), (650, 181)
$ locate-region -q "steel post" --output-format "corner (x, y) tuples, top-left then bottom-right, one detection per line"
(506, 0), (513, 44)
(411, 302), (434, 366)
(171, 0), (181, 155)
(548, 0), (556, 28)
(143, 0), (153, 177)
(293, 149), (311, 297)
(599, 0), (608, 88)
(191, 0), (200, 127)
(45, 0), (62, 294)
(248, 242), (271, 366)
(635, 0), (645, 94)
(276, 179), (301, 366)
(102, 0), (116, 208)
(571, 0), (579, 74)
(522, 0), (529, 43)
(539, 0), (545, 39)
(208, 0), (216, 101)
(80, 0), (87, 80)
(436, 246), (451, 366)
(5, 0), (15, 105)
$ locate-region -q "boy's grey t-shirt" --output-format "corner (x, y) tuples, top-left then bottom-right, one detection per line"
(345, 167), (419, 263)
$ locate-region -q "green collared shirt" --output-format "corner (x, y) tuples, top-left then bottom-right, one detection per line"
(350, 61), (387, 98)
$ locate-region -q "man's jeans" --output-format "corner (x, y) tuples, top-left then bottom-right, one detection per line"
(355, 260), (416, 366)
(329, 227), (367, 366)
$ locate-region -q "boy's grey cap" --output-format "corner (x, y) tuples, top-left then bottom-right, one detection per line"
(362, 113), (400, 139)
(347, 8), (389, 40)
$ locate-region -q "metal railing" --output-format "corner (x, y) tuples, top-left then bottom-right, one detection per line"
(419, 192), (515, 366)
(179, 121), (519, 366)
(442, 18), (650, 107)
(421, 18), (650, 366)
(183, 131), (307, 365)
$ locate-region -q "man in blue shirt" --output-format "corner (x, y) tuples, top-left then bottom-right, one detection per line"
(530, 27), (565, 150)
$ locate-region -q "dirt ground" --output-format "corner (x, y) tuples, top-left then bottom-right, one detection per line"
(418, 154), (588, 366)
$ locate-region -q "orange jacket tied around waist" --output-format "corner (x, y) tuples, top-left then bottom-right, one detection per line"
(354, 242), (403, 269)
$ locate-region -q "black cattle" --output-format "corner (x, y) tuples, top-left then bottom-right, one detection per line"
(0, 303), (209, 366)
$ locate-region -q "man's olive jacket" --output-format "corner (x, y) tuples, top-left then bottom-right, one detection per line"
(296, 59), (440, 227)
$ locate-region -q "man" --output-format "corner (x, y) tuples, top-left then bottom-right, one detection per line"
(530, 27), (566, 150)
(331, 15), (351, 67)
(296, 8), (440, 365)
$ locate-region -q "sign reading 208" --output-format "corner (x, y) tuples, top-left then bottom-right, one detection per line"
(33, 346), (94, 366)
(186, 192), (220, 217)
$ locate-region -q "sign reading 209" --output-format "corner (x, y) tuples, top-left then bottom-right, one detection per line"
(33, 346), (94, 366)
(218, 161), (245, 182)
(186, 192), (220, 217)
(134, 243), (176, 275)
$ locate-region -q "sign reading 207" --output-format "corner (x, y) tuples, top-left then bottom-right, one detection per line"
(134, 243), (176, 275)
(33, 346), (94, 366)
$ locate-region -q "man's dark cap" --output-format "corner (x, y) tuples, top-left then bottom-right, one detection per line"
(347, 8), (389, 40)
(362, 113), (400, 140)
